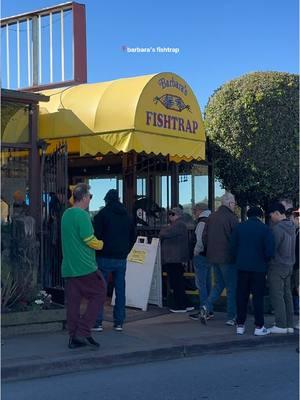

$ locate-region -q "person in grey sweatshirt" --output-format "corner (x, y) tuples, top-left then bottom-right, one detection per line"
(268, 202), (296, 334)
(189, 203), (212, 321)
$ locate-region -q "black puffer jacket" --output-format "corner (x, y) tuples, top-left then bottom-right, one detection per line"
(93, 201), (136, 259)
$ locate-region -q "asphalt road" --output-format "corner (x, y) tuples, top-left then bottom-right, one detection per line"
(3, 344), (298, 400)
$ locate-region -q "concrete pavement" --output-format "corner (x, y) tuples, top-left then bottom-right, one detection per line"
(3, 347), (298, 400)
(2, 310), (299, 382)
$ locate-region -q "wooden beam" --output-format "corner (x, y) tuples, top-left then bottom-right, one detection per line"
(2, 88), (49, 103)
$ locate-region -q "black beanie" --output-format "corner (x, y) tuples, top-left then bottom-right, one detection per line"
(104, 189), (119, 203)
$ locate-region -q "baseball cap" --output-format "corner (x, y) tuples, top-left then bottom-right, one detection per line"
(268, 202), (286, 215)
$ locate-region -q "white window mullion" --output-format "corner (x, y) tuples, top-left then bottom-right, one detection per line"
(61, 10), (65, 81)
(49, 12), (53, 83)
(6, 24), (10, 89)
(17, 21), (20, 88)
(27, 18), (31, 86)
(39, 15), (42, 84)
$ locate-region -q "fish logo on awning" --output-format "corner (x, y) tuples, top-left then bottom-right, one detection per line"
(153, 94), (191, 112)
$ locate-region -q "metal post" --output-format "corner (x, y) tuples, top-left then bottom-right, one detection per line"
(122, 152), (137, 215)
(170, 162), (179, 208)
(72, 2), (87, 83)
(207, 139), (215, 212)
(166, 157), (170, 212)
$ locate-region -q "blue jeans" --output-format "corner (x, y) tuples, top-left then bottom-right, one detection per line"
(193, 255), (212, 308)
(204, 263), (237, 320)
(96, 257), (127, 325)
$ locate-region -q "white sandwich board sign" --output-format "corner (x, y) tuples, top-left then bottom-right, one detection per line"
(112, 236), (162, 311)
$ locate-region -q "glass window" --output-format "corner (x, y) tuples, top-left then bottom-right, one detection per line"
(194, 175), (209, 204)
(215, 179), (225, 209)
(191, 164), (209, 207)
(179, 174), (192, 214)
(137, 177), (146, 197)
(160, 175), (171, 209)
(88, 177), (120, 212)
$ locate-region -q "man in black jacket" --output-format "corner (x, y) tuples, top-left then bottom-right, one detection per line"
(92, 189), (136, 332)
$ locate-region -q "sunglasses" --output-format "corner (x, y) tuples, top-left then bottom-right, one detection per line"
(168, 212), (176, 216)
(87, 194), (93, 199)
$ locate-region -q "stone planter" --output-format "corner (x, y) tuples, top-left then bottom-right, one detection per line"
(1, 307), (66, 338)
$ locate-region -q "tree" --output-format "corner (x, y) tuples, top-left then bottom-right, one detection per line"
(205, 72), (299, 210)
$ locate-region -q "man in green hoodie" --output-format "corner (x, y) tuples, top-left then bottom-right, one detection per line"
(61, 183), (106, 349)
(268, 202), (296, 334)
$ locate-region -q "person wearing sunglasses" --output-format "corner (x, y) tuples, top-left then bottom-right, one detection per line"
(61, 183), (106, 349)
(159, 207), (194, 313)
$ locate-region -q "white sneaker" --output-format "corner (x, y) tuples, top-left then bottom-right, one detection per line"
(91, 324), (103, 332)
(269, 326), (288, 334)
(287, 328), (295, 334)
(200, 306), (208, 325)
(254, 326), (270, 336)
(186, 306), (195, 312)
(294, 322), (300, 330)
(114, 324), (123, 331)
(236, 325), (245, 335)
(226, 319), (236, 326)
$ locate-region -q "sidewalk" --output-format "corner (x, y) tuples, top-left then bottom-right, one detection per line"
(2, 310), (298, 382)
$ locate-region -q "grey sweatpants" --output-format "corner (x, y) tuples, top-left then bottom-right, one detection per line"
(268, 264), (294, 328)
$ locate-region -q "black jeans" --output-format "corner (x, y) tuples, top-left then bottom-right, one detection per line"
(165, 263), (187, 310)
(236, 270), (266, 328)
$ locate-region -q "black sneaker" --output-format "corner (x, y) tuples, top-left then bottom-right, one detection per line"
(91, 323), (103, 332)
(189, 312), (200, 321)
(68, 336), (87, 349)
(114, 324), (123, 331)
(86, 336), (100, 348)
(200, 306), (208, 325)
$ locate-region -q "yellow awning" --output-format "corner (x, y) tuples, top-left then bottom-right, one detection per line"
(4, 73), (206, 162)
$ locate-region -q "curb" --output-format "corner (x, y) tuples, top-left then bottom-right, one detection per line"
(2, 334), (298, 382)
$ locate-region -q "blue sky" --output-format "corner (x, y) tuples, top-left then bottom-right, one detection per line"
(2, 0), (298, 210)
(2, 0), (298, 108)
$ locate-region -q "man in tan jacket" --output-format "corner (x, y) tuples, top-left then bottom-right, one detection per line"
(200, 192), (238, 325)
